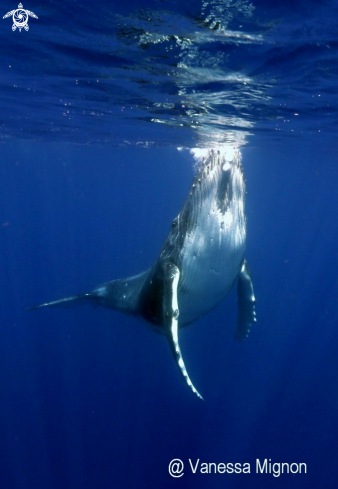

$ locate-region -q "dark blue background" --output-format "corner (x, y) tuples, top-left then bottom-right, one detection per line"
(1, 0), (338, 486)
(0, 139), (337, 488)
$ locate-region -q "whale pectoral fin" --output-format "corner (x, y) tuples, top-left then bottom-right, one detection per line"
(162, 262), (203, 400)
(27, 293), (96, 310)
(235, 260), (257, 341)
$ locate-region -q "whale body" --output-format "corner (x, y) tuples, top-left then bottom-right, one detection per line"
(30, 150), (256, 399)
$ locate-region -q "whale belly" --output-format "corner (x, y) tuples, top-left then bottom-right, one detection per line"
(177, 158), (246, 325)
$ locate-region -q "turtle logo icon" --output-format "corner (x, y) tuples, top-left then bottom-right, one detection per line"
(3, 3), (38, 32)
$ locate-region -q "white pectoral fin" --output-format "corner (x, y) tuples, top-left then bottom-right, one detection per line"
(235, 259), (257, 341)
(162, 262), (203, 400)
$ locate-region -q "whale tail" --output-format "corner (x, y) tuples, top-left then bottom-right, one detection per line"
(27, 292), (98, 310)
(27, 270), (151, 314)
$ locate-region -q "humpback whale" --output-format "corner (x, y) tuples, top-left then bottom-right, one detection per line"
(29, 149), (256, 399)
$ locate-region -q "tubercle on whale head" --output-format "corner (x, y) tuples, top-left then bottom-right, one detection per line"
(190, 146), (239, 164)
(190, 147), (241, 177)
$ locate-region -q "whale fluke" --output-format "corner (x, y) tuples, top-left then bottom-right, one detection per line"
(26, 293), (96, 310)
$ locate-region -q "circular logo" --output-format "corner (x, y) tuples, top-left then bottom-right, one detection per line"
(13, 9), (28, 28)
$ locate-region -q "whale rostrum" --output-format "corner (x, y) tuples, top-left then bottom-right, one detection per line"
(29, 149), (256, 399)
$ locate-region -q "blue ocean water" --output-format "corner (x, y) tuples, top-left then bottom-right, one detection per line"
(0, 1), (338, 488)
